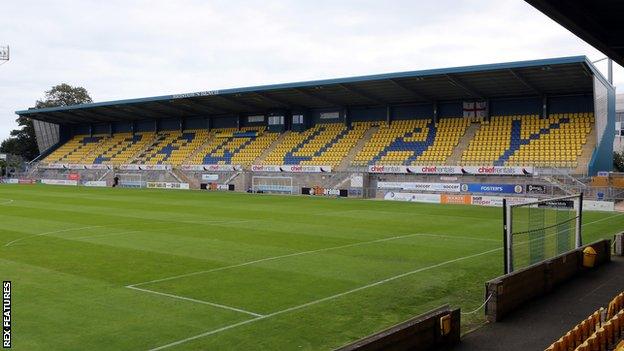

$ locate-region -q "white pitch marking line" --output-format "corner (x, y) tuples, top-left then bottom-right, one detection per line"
(146, 213), (624, 350)
(4, 225), (106, 247)
(146, 246), (501, 351)
(68, 219), (256, 241)
(0, 199), (14, 205)
(582, 212), (624, 226)
(126, 286), (264, 318)
(129, 232), (499, 288)
(3, 218), (255, 247)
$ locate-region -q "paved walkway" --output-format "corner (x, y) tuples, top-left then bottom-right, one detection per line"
(456, 255), (624, 351)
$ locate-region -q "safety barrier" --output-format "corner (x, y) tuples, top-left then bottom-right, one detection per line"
(335, 305), (460, 351)
(485, 240), (611, 322)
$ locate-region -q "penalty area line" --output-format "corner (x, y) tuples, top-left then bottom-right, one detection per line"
(125, 286), (264, 318)
(146, 246), (501, 351)
(4, 225), (106, 247)
(130, 232), (499, 287)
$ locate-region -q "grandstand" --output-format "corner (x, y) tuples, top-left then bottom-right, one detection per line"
(17, 56), (615, 192)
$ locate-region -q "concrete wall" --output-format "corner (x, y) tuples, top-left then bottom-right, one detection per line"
(336, 306), (460, 351)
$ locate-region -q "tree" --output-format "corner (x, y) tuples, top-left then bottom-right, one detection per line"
(34, 83), (92, 109)
(0, 84), (92, 161)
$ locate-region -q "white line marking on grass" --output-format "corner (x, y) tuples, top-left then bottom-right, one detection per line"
(4, 225), (105, 247)
(146, 246), (501, 351)
(126, 286), (264, 317)
(146, 213), (624, 350)
(129, 232), (498, 288)
(582, 212), (624, 226)
(4, 218), (255, 246)
(68, 219), (255, 241)
(0, 199), (14, 205)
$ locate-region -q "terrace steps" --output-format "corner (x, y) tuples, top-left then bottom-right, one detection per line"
(342, 126), (378, 170)
(181, 133), (217, 165)
(254, 131), (290, 165)
(127, 133), (159, 165)
(447, 122), (480, 165)
(79, 135), (112, 163)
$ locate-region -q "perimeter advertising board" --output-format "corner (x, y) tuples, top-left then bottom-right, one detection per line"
(251, 165), (332, 173)
(368, 165), (533, 176)
(180, 165), (242, 172)
(377, 182), (461, 193)
(461, 183), (524, 194)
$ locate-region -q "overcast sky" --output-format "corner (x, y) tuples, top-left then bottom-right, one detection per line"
(1, 0), (622, 141)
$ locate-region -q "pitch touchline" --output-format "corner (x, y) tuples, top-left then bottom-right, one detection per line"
(146, 246), (501, 351)
(129, 232), (499, 287)
(126, 286), (264, 317)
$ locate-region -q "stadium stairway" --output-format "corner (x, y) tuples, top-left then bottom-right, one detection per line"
(126, 133), (159, 164)
(447, 122), (480, 165)
(340, 125), (378, 170)
(254, 130), (290, 165)
(171, 168), (197, 187)
(43, 135), (108, 164)
(181, 132), (217, 165)
(79, 136), (118, 164)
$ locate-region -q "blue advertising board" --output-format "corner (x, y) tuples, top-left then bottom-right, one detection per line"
(461, 183), (523, 194)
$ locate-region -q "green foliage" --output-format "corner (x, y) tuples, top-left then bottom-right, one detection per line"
(0, 187), (622, 350)
(1, 84), (92, 161)
(614, 151), (624, 172)
(34, 83), (92, 109)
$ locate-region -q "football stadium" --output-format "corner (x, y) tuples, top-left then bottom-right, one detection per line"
(2, 1), (624, 351)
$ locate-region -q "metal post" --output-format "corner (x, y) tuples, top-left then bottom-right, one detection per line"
(576, 193), (583, 248)
(503, 199), (508, 274)
(608, 59), (613, 85)
(542, 96), (548, 119)
(505, 200), (514, 274)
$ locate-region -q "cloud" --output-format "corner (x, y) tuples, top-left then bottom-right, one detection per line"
(1, 0), (622, 141)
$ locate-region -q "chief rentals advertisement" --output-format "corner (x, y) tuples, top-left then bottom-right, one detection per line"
(368, 165), (533, 176)
(377, 182), (461, 193)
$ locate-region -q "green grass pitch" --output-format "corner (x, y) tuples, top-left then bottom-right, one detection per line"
(0, 184), (622, 350)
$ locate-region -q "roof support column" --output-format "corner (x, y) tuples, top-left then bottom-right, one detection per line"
(386, 105), (392, 125)
(154, 120), (159, 133)
(237, 114), (243, 131)
(179, 117), (184, 132)
(131, 121), (135, 135)
(486, 98), (491, 122)
(433, 102), (438, 123)
(89, 124), (93, 137)
(109, 123), (113, 137)
(542, 96), (549, 119)
(207, 117), (212, 131)
(343, 107), (349, 127)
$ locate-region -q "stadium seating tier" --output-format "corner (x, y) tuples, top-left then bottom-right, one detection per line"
(41, 112), (595, 170)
